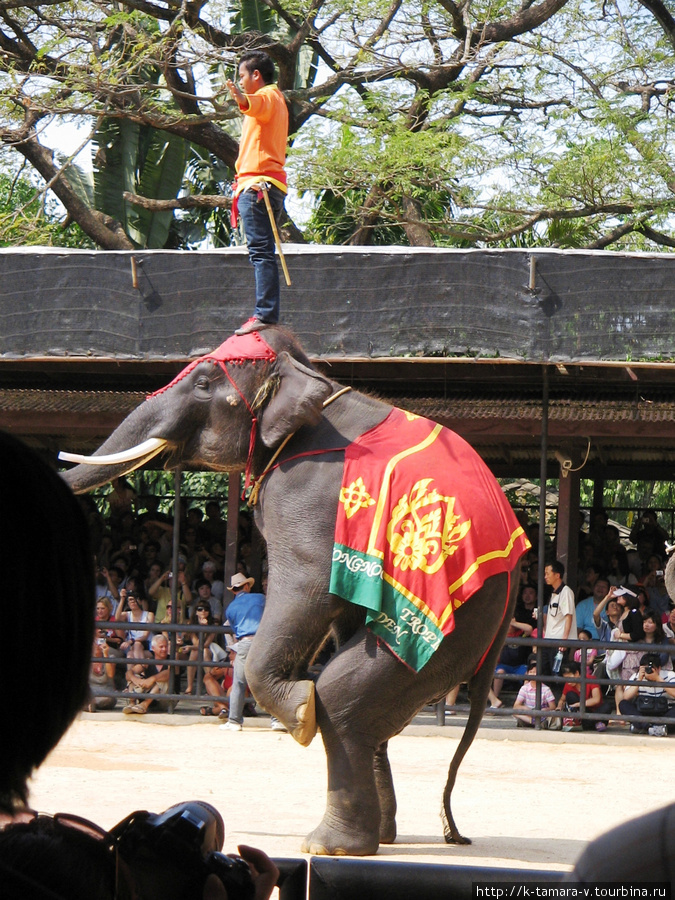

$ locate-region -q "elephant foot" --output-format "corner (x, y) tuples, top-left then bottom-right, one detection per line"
(280, 680), (317, 747)
(379, 817), (396, 844)
(301, 819), (380, 857)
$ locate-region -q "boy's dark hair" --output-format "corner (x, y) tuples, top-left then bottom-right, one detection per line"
(562, 660), (580, 676)
(640, 652), (661, 668)
(239, 49), (275, 84)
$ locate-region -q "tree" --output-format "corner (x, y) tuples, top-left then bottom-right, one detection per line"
(0, 162), (93, 247)
(2, 0), (675, 249)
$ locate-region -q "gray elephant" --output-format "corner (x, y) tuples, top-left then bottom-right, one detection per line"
(60, 325), (528, 857)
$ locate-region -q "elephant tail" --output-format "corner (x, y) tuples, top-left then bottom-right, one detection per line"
(440, 566), (521, 844)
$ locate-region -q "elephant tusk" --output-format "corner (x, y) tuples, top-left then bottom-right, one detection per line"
(58, 437), (167, 467)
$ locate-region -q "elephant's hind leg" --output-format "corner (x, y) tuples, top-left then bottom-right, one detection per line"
(374, 741), (397, 844)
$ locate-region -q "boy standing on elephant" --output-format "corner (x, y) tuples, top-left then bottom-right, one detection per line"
(226, 51), (289, 335)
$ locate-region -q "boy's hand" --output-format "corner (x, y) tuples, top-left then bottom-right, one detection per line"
(226, 79), (246, 106)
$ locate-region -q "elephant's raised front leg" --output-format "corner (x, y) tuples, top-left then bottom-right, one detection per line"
(244, 585), (356, 746)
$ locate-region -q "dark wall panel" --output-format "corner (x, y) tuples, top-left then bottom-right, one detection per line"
(0, 248), (673, 361)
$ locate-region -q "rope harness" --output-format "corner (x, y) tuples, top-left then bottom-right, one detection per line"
(247, 385), (352, 506)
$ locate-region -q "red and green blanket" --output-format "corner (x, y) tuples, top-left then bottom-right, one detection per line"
(329, 408), (530, 671)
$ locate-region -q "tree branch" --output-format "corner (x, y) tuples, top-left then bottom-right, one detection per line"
(123, 191), (230, 211)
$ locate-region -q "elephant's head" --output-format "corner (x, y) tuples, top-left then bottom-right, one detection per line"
(60, 327), (333, 494)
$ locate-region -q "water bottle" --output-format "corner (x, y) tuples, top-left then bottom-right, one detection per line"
(552, 650), (563, 674)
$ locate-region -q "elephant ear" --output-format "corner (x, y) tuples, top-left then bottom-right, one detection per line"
(259, 352), (333, 447)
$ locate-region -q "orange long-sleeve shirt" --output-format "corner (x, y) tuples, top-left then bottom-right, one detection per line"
(234, 84), (289, 196)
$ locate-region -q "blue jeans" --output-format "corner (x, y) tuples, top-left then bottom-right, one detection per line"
(229, 638), (253, 725)
(238, 185), (285, 324)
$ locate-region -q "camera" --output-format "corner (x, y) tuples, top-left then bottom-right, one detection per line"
(110, 801), (254, 900)
(645, 663), (654, 674)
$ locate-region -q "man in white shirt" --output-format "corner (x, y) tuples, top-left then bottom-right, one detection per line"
(543, 560), (577, 677)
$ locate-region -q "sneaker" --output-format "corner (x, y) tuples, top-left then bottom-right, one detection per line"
(271, 720), (288, 733)
(648, 725), (668, 737)
(234, 317), (263, 336)
(595, 722), (607, 732)
(219, 721), (242, 732)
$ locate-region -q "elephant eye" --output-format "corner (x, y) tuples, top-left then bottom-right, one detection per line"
(195, 375), (211, 391)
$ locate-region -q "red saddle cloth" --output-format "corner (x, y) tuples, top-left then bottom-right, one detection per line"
(329, 408), (530, 671)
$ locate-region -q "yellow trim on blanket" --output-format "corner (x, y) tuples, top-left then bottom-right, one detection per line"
(366, 422), (444, 557)
(382, 571), (441, 628)
(438, 525), (528, 628)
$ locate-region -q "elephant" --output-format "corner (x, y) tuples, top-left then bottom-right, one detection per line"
(60, 324), (528, 857)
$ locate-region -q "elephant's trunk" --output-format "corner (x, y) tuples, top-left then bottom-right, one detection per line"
(60, 394), (175, 494)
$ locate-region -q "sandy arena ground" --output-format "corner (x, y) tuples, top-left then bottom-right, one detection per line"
(29, 709), (675, 875)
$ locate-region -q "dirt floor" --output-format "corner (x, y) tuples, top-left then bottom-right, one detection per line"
(29, 707), (675, 875)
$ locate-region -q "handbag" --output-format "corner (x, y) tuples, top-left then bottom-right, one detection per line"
(636, 694), (669, 716)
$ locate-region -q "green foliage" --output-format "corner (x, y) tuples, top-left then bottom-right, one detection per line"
(6, 0), (675, 248)
(0, 169), (93, 248)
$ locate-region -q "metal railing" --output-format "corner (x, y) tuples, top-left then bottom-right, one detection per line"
(439, 635), (675, 730)
(91, 619), (238, 712)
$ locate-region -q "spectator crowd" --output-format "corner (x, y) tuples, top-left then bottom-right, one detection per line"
(487, 507), (675, 736)
(84, 478), (280, 729)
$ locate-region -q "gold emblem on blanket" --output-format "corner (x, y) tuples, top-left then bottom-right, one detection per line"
(387, 478), (471, 574)
(340, 477), (376, 519)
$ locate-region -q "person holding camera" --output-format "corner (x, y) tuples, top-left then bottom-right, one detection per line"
(0, 431), (280, 900)
(619, 651), (675, 735)
(115, 588), (155, 659)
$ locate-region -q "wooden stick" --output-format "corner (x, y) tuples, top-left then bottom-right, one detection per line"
(261, 184), (291, 286)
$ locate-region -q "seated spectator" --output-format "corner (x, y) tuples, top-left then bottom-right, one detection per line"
(641, 607), (673, 670)
(98, 565), (123, 611)
(183, 603), (218, 695)
(148, 565), (190, 621)
(629, 509), (668, 563)
(201, 559), (225, 603)
(663, 607), (675, 641)
(191, 578), (223, 623)
(488, 584), (535, 709)
(512, 657), (556, 728)
(139, 539), (162, 579)
(577, 561), (602, 602)
(573, 629), (598, 676)
(606, 548), (637, 588)
(204, 500), (228, 545)
(574, 576), (610, 640)
(643, 566), (672, 619)
(201, 643), (235, 718)
(613, 591), (645, 643)
(619, 652), (675, 735)
(115, 588), (154, 659)
(87, 634), (117, 712)
(94, 597), (123, 657)
(124, 634), (174, 715)
(555, 659), (608, 732)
